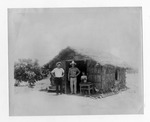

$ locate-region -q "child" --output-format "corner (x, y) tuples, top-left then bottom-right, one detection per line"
(81, 72), (87, 83)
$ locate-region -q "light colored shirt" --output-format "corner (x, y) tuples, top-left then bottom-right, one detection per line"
(81, 75), (87, 82)
(51, 68), (64, 78)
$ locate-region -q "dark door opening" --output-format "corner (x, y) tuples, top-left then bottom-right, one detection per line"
(115, 69), (119, 80)
(65, 60), (87, 94)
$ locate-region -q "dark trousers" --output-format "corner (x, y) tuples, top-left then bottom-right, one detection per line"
(55, 77), (63, 94)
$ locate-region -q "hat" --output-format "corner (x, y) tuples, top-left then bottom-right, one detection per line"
(56, 62), (62, 66)
(70, 61), (76, 65)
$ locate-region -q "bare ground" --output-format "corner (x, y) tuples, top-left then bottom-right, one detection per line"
(10, 73), (143, 115)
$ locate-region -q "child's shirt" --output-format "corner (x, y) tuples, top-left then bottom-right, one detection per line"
(81, 75), (87, 83)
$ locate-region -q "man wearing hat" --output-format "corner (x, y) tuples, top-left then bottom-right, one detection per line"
(68, 61), (80, 94)
(51, 62), (64, 95)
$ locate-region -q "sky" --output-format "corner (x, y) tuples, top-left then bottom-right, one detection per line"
(8, 8), (142, 69)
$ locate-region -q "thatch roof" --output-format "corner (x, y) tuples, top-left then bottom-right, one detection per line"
(45, 46), (130, 69)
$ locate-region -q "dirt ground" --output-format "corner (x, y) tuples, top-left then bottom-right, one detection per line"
(10, 73), (143, 115)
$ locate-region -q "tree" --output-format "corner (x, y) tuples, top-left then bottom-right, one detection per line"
(14, 59), (42, 87)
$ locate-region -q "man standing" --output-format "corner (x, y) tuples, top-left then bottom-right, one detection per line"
(51, 62), (64, 95)
(68, 61), (80, 94)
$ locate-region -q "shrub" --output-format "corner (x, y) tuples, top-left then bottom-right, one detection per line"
(14, 59), (42, 86)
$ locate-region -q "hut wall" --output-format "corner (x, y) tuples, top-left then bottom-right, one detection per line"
(101, 67), (127, 93)
(87, 60), (102, 90)
(101, 66), (116, 93)
(118, 68), (126, 89)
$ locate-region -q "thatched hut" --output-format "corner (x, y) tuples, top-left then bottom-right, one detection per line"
(44, 46), (129, 94)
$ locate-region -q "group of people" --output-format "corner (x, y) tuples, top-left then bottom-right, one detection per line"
(51, 61), (87, 95)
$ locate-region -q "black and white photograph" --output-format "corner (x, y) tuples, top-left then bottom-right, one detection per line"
(8, 7), (143, 116)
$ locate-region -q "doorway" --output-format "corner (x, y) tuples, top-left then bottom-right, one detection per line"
(115, 69), (119, 80)
(65, 60), (87, 94)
